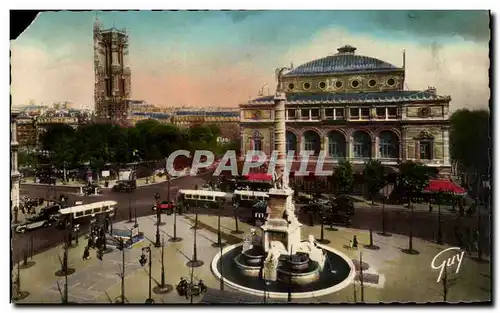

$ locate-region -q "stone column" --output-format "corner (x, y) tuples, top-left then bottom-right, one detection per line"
(273, 92), (288, 187)
(401, 126), (407, 161)
(347, 137), (352, 159)
(374, 136), (380, 159)
(323, 135), (329, 157)
(442, 126), (450, 166)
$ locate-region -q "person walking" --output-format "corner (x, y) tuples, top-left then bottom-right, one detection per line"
(352, 235), (358, 250)
(82, 245), (91, 260)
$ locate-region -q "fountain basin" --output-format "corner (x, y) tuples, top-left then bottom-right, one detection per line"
(212, 242), (356, 299)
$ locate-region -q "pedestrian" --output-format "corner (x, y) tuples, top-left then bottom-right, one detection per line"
(21, 206), (25, 215)
(348, 240), (353, 250)
(352, 235), (358, 250)
(83, 246), (91, 260)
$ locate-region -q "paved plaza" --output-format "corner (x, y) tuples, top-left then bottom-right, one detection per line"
(13, 211), (491, 304)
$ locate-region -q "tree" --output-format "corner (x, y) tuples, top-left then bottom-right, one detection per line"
(363, 159), (386, 205)
(334, 160), (354, 195)
(450, 109), (490, 187)
(398, 161), (431, 254)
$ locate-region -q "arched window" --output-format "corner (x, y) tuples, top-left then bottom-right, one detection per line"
(379, 131), (399, 159)
(303, 130), (321, 155)
(251, 130), (263, 151)
(327, 131), (346, 158)
(352, 130), (371, 158)
(286, 131), (297, 154)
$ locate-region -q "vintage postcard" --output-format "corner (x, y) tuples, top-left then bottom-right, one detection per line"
(9, 9), (491, 305)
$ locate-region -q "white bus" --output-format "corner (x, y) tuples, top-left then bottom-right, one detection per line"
(178, 189), (227, 209)
(57, 200), (117, 228)
(232, 190), (269, 208)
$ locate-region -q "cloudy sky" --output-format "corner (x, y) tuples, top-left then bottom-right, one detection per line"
(11, 10), (490, 110)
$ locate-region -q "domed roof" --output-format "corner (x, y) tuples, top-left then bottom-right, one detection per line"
(284, 45), (401, 77)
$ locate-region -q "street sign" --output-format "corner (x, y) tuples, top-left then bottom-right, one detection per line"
(101, 170), (110, 178)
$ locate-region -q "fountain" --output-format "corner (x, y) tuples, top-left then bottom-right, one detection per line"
(211, 71), (355, 299)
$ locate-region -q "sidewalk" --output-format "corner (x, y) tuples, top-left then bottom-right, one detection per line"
(13, 214), (223, 304)
(12, 213), (491, 303)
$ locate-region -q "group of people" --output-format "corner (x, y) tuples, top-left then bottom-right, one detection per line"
(348, 235), (359, 250)
(176, 277), (207, 299)
(454, 226), (481, 255)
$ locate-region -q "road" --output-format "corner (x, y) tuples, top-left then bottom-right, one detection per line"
(13, 174), (210, 262)
(13, 177), (492, 262)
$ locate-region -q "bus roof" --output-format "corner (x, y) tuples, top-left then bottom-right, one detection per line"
(178, 189), (227, 197)
(233, 190), (269, 197)
(59, 200), (118, 215)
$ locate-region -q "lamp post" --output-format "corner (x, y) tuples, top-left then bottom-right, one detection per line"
(211, 200), (225, 248)
(231, 202), (244, 234)
(73, 224), (80, 246)
(116, 238), (126, 304)
(437, 191), (443, 245)
(318, 204), (330, 244)
(134, 206), (138, 228)
(186, 203), (204, 268)
(127, 192), (133, 223)
(139, 246), (154, 304)
(155, 195), (162, 248)
(154, 236), (172, 294)
(379, 185), (392, 237)
(168, 203), (183, 243)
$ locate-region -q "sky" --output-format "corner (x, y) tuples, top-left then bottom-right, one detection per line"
(10, 10), (490, 110)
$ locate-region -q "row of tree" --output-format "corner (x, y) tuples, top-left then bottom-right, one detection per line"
(449, 108), (490, 185)
(20, 120), (238, 172)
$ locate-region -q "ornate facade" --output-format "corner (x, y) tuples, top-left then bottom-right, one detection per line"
(11, 110), (21, 211)
(93, 19), (131, 124)
(240, 45), (451, 175)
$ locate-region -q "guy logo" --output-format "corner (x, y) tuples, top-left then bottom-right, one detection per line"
(430, 247), (465, 283)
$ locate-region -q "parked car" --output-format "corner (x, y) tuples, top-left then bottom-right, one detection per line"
(39, 204), (62, 222)
(152, 201), (176, 214)
(15, 214), (51, 233)
(83, 183), (101, 196)
(112, 180), (136, 193)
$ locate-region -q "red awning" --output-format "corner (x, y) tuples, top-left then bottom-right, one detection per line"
(244, 173), (273, 181)
(424, 179), (466, 195)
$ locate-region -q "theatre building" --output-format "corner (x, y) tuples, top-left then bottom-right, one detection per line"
(239, 45), (452, 187)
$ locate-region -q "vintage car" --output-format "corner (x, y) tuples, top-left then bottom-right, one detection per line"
(15, 214), (51, 233)
(39, 204), (62, 222)
(112, 180), (136, 193)
(83, 183), (101, 196)
(152, 201), (176, 214)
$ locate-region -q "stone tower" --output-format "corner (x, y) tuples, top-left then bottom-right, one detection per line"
(93, 18), (131, 124)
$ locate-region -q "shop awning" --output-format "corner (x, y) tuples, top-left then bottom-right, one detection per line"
(244, 173), (273, 181)
(424, 179), (466, 195)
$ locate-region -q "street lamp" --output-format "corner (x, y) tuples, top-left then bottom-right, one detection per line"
(186, 204), (204, 268)
(73, 224), (80, 246)
(153, 236), (173, 294)
(379, 184), (392, 237)
(211, 200), (226, 248)
(139, 246), (154, 304)
(437, 190), (444, 245)
(127, 192), (133, 223)
(318, 204), (330, 244)
(168, 203), (183, 243)
(230, 202), (244, 234)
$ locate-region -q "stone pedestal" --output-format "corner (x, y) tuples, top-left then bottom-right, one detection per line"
(261, 188), (301, 255)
